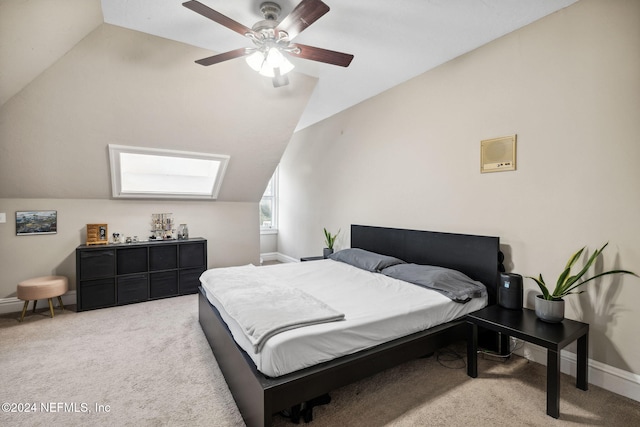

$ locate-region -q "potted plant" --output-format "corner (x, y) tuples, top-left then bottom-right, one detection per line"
(323, 228), (340, 258)
(528, 243), (637, 322)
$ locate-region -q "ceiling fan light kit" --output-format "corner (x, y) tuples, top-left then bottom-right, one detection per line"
(182, 0), (354, 87)
(246, 49), (295, 77)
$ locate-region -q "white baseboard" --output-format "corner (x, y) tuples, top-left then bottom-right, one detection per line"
(260, 252), (298, 264)
(0, 291), (77, 315)
(517, 341), (640, 403)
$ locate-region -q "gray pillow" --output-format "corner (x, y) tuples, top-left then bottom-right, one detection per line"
(381, 263), (487, 303)
(328, 248), (405, 272)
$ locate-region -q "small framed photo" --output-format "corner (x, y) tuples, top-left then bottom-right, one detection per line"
(16, 210), (57, 235)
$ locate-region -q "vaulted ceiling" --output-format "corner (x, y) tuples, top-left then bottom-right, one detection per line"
(0, 0), (578, 201)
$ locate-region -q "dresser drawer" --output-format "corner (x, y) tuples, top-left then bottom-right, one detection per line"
(117, 274), (148, 304)
(150, 271), (178, 299)
(80, 278), (116, 310)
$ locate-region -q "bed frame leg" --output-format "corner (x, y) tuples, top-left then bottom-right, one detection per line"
(281, 394), (331, 424)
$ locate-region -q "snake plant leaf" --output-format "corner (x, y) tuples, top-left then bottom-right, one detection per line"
(323, 228), (340, 249)
(554, 246), (587, 294)
(555, 244), (607, 296)
(556, 267), (572, 289)
(527, 274), (550, 299)
(528, 242), (637, 301)
(564, 247), (585, 270)
(562, 269), (639, 296)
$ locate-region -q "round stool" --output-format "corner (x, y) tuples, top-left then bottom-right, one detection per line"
(17, 276), (68, 322)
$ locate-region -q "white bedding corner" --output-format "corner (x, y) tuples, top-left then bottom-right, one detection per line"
(199, 264), (345, 352)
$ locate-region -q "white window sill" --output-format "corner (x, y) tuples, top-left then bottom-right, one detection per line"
(260, 228), (278, 235)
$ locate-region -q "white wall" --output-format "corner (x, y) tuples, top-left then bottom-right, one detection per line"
(0, 23), (316, 202)
(260, 232), (278, 255)
(278, 0), (640, 375)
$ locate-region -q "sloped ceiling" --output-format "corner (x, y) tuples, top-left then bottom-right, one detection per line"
(0, 0), (579, 202)
(101, 0), (579, 130)
(0, 3), (316, 201)
(0, 0), (103, 106)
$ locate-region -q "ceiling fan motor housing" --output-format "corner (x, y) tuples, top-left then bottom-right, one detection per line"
(260, 2), (281, 21)
(250, 2), (297, 54)
(253, 2), (287, 40)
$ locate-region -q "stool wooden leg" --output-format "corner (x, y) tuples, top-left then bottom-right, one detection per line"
(32, 299), (37, 313)
(19, 301), (29, 322)
(48, 298), (55, 318)
(57, 296), (65, 311)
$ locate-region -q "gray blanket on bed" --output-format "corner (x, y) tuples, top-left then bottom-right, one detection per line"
(200, 265), (345, 352)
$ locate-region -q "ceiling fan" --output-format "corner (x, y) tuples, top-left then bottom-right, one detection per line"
(182, 0), (354, 87)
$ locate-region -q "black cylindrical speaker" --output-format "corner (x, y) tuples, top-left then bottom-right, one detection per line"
(498, 272), (523, 310)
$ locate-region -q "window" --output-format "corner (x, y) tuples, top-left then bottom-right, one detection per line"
(260, 167), (278, 231)
(108, 145), (229, 200)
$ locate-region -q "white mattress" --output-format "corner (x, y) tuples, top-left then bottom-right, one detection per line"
(201, 259), (487, 377)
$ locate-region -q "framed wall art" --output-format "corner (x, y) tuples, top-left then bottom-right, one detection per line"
(16, 210), (57, 235)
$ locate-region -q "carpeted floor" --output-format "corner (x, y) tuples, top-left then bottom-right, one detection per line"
(1, 295), (638, 426)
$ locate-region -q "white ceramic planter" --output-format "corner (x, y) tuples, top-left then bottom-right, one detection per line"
(534, 294), (565, 323)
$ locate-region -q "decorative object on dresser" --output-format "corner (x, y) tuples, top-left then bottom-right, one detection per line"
(322, 227), (339, 258)
(151, 213), (175, 240)
(76, 238), (207, 311)
(527, 243), (637, 323)
(177, 224), (189, 240)
(86, 224), (108, 245)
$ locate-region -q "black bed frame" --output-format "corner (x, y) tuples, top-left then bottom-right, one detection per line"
(198, 224), (500, 427)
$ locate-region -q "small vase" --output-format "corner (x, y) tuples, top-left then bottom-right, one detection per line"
(534, 295), (565, 323)
(177, 224), (189, 240)
(323, 248), (333, 259)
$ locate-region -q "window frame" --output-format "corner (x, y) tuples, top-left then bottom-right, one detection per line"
(108, 144), (229, 200)
(260, 167), (278, 233)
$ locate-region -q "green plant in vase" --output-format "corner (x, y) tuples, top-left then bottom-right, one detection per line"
(528, 243), (637, 322)
(323, 228), (340, 258)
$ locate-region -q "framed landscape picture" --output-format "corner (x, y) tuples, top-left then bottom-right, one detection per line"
(16, 210), (57, 235)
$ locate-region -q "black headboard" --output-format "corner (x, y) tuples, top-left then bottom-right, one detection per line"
(351, 225), (501, 305)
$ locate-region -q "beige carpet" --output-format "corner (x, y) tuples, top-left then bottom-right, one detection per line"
(1, 295), (638, 426)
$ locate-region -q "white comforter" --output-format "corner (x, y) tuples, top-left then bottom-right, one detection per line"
(200, 259), (487, 377)
(199, 265), (344, 352)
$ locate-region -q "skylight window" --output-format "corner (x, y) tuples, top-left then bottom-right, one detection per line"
(109, 145), (229, 200)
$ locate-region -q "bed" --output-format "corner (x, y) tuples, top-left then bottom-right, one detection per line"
(198, 224), (502, 426)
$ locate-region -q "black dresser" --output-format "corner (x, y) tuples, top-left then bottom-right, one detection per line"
(75, 238), (207, 311)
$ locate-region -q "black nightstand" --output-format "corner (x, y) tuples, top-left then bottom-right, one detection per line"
(466, 305), (589, 419)
(300, 256), (325, 262)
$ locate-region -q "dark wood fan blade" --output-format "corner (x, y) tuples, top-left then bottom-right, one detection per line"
(276, 0), (330, 40)
(290, 44), (353, 67)
(183, 1), (254, 37)
(195, 48), (250, 66)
